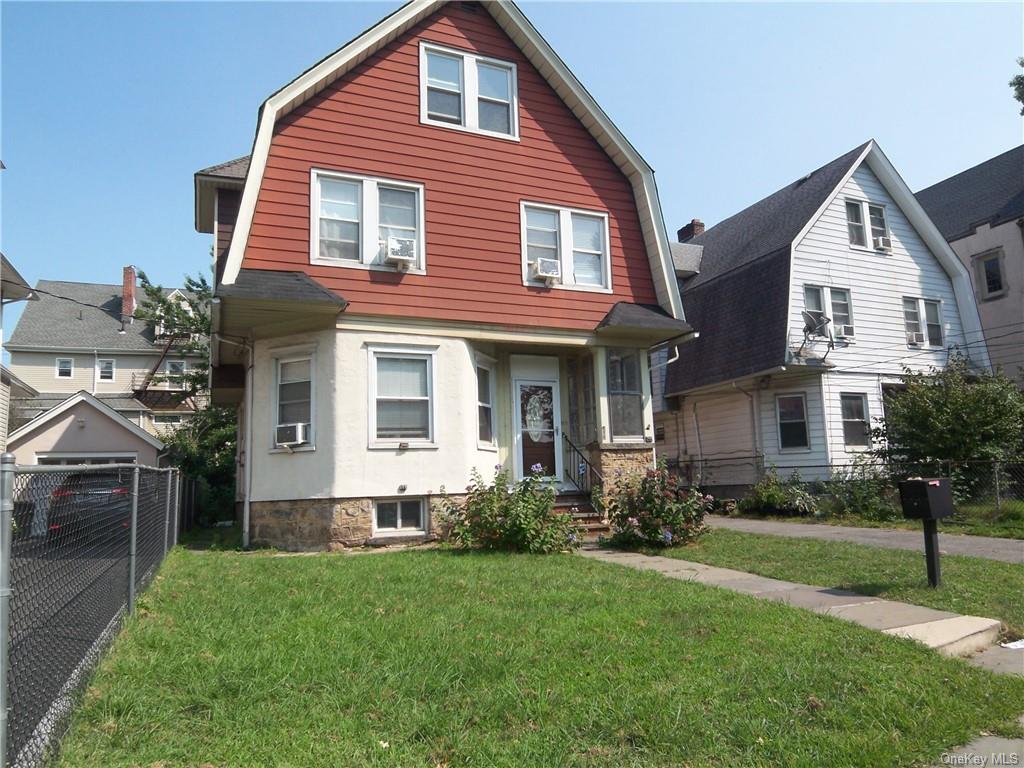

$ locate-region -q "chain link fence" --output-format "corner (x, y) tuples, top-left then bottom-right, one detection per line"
(0, 458), (181, 767)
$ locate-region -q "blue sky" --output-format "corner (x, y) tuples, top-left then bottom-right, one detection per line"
(2, 1), (1021, 339)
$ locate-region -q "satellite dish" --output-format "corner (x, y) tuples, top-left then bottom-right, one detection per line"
(801, 310), (831, 337)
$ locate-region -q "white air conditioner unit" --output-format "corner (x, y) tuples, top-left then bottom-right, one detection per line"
(532, 257), (561, 283)
(906, 331), (925, 346)
(873, 235), (893, 252)
(834, 325), (855, 338)
(385, 237), (417, 268)
(275, 423), (308, 448)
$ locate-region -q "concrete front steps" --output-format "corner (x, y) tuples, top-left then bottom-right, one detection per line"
(580, 547), (1011, 661)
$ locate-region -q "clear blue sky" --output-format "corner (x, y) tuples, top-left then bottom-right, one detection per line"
(2, 1), (1021, 339)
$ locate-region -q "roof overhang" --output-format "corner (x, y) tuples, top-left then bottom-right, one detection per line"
(0, 365), (38, 398)
(6, 390), (165, 451)
(216, 0), (684, 321)
(195, 172), (245, 234)
(595, 302), (694, 345)
(1, 254), (36, 302)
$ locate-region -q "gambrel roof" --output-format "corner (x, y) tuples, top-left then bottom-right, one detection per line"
(210, 0), (683, 320)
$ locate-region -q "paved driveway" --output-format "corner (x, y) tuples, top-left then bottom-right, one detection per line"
(707, 516), (1023, 564)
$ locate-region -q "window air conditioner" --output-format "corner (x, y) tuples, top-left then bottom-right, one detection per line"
(873, 236), (893, 252)
(275, 423), (308, 448)
(385, 237), (417, 268)
(906, 332), (925, 346)
(532, 257), (561, 283)
(835, 325), (855, 338)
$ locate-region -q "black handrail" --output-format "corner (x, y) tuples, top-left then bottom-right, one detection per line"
(562, 434), (603, 495)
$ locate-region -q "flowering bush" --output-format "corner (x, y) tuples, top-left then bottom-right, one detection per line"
(436, 465), (582, 553)
(604, 466), (711, 548)
(737, 467), (818, 517)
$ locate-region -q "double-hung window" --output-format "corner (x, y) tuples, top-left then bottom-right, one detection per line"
(275, 356), (313, 448)
(521, 203), (611, 290)
(776, 394), (809, 450)
(607, 348), (644, 441)
(98, 359), (115, 381)
(311, 170), (425, 272)
(476, 357), (496, 448)
(803, 285), (855, 337)
(370, 347), (436, 447)
(165, 360), (186, 389)
(903, 297), (943, 347)
(420, 43), (518, 140)
(56, 358), (73, 379)
(974, 249), (1006, 300)
(845, 199), (890, 250)
(840, 393), (870, 448)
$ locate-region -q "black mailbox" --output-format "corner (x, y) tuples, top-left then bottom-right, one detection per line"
(898, 478), (954, 520)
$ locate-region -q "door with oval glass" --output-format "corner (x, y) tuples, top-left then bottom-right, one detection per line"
(513, 378), (563, 482)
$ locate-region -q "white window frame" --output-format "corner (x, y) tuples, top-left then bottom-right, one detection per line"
(372, 497), (427, 537)
(55, 358), (73, 379)
(419, 42), (519, 141)
(271, 351), (316, 453)
(803, 284), (855, 338)
(606, 348), (645, 442)
(973, 248), (1007, 301)
(845, 198), (890, 252)
(164, 359), (187, 390)
(775, 393), (810, 452)
(310, 169), (426, 274)
(153, 413), (183, 425)
(97, 359), (115, 382)
(839, 392), (871, 450)
(475, 353), (497, 451)
(902, 296), (944, 349)
(367, 344), (438, 450)
(520, 201), (612, 293)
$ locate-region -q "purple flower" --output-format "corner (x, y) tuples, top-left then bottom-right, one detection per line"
(530, 463), (545, 474)
(662, 529), (673, 543)
(495, 464), (504, 472)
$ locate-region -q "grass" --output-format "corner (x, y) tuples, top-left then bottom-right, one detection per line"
(654, 528), (1024, 637)
(57, 546), (1024, 767)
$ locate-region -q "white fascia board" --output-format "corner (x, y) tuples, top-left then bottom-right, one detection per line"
(220, 0), (684, 321)
(7, 390), (165, 450)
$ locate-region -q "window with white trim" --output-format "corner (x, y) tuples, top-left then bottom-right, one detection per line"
(420, 42), (518, 139)
(56, 358), (73, 378)
(370, 348), (435, 446)
(776, 394), (809, 450)
(840, 393), (870, 448)
(521, 203), (610, 290)
(165, 359), (186, 389)
(275, 356), (313, 447)
(607, 348), (644, 440)
(476, 358), (496, 447)
(845, 199), (890, 250)
(803, 285), (855, 337)
(903, 297), (943, 347)
(153, 413), (183, 425)
(974, 249), (1006, 300)
(374, 498), (425, 534)
(97, 359), (114, 381)
(312, 170), (424, 271)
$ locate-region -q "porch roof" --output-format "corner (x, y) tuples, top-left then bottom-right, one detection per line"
(595, 302), (693, 343)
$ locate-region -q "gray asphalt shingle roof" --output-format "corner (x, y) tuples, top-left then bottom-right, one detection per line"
(915, 144), (1024, 242)
(665, 142), (870, 395)
(7, 280), (181, 351)
(215, 269), (346, 306)
(197, 156), (250, 180)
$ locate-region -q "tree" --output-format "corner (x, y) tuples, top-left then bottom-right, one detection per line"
(873, 355), (1024, 466)
(1011, 57), (1024, 116)
(135, 269), (238, 521)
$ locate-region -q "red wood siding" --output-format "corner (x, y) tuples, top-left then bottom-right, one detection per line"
(242, 3), (658, 331)
(216, 188), (241, 286)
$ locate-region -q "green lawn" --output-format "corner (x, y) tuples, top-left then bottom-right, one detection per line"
(654, 529), (1024, 637)
(58, 547), (1024, 768)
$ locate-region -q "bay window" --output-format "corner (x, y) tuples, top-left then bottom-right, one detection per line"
(476, 357), (496, 447)
(370, 347), (436, 447)
(275, 356), (313, 448)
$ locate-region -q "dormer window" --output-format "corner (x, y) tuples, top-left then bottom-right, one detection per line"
(419, 42), (519, 140)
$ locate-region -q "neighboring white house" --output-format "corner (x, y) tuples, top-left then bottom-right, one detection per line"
(654, 140), (990, 492)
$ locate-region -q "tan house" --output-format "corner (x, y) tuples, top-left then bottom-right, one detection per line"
(917, 145), (1024, 385)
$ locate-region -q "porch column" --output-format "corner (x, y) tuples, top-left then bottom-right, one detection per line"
(593, 347), (611, 444)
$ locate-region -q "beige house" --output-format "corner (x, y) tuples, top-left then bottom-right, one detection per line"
(917, 145), (1024, 385)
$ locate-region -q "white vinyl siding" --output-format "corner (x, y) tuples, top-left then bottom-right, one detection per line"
(419, 42), (519, 140)
(311, 170), (425, 272)
(55, 358), (73, 378)
(97, 359), (115, 381)
(520, 202), (611, 291)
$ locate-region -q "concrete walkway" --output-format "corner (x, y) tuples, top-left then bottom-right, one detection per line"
(707, 515), (1024, 564)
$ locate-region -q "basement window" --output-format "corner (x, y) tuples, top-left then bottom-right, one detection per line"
(374, 498), (425, 535)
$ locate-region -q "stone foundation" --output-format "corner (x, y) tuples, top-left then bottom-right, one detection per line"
(589, 444), (656, 498)
(250, 495), (453, 551)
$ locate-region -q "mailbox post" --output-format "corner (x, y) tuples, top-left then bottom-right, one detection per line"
(897, 478), (954, 588)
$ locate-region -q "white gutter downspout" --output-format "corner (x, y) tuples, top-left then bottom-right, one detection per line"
(215, 333), (254, 549)
(732, 381), (759, 463)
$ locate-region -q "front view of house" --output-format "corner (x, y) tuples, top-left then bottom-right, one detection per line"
(197, 0), (690, 549)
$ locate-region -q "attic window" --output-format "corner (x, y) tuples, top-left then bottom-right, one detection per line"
(846, 199), (890, 250)
(419, 42), (519, 140)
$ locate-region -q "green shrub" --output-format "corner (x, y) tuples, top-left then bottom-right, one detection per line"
(825, 460), (900, 522)
(738, 468), (818, 517)
(437, 466), (581, 553)
(604, 466), (711, 548)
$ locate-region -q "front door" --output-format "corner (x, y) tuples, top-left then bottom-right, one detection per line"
(513, 379), (563, 482)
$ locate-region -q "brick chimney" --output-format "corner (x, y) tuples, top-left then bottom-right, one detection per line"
(677, 219), (705, 242)
(121, 265), (137, 323)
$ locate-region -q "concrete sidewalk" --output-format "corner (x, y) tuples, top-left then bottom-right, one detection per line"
(707, 515), (1023, 564)
(579, 547), (1015, 666)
